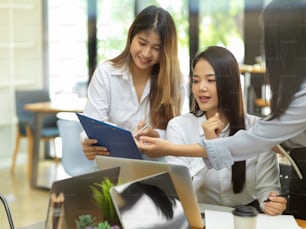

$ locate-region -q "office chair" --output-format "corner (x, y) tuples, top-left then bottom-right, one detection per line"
(10, 90), (60, 178)
(57, 117), (95, 176)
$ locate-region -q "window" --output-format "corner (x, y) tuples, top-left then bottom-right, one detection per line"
(199, 0), (244, 63)
(47, 0), (88, 100)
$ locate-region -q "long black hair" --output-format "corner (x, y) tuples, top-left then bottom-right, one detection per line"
(191, 46), (246, 193)
(263, 0), (306, 120)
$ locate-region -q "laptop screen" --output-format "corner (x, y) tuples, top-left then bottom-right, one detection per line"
(45, 167), (120, 229)
(96, 156), (205, 228)
(110, 172), (190, 229)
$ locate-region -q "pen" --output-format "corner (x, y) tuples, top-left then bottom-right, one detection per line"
(133, 122), (151, 137)
(263, 193), (289, 202)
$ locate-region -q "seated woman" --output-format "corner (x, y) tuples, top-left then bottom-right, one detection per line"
(165, 46), (286, 215)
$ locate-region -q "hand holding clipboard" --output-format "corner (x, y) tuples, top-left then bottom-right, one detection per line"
(76, 113), (143, 160)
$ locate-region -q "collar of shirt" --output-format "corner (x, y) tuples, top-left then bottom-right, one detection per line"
(109, 62), (130, 80)
(108, 62), (151, 108)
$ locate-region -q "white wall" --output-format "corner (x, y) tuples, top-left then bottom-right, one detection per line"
(0, 0), (43, 158)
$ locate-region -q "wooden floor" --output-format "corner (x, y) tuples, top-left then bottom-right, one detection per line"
(0, 157), (69, 229)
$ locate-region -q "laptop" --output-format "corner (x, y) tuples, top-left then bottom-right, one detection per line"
(45, 167), (120, 229)
(95, 156), (205, 229)
(110, 171), (190, 229)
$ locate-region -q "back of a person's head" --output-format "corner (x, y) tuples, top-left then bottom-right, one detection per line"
(263, 0), (306, 119)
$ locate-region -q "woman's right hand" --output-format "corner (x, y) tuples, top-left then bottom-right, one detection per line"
(81, 138), (109, 160)
(202, 113), (225, 139)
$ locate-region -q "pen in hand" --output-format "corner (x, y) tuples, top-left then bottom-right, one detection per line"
(264, 193), (289, 202)
(133, 122), (151, 138)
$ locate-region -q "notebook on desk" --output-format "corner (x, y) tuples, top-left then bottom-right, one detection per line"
(45, 167), (120, 229)
(95, 156), (205, 229)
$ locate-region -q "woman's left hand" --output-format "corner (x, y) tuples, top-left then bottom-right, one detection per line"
(263, 191), (287, 215)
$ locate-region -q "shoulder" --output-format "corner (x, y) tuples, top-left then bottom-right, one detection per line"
(244, 114), (260, 129)
(94, 61), (128, 78)
(168, 113), (198, 127)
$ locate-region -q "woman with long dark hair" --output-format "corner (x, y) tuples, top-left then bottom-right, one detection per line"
(165, 46), (286, 215)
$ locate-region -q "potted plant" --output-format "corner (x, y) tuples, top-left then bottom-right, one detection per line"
(75, 178), (121, 229)
(91, 178), (121, 226)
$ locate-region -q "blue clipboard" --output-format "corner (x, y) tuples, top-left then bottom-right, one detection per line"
(76, 113), (143, 160)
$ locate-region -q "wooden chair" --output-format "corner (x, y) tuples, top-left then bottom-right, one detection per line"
(10, 90), (60, 178)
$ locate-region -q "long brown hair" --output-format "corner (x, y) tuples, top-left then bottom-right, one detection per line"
(110, 5), (183, 129)
(191, 46), (246, 193)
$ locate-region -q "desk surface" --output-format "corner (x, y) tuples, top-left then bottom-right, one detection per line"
(19, 218), (306, 229)
(296, 218), (306, 228)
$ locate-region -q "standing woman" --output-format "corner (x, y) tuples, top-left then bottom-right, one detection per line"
(82, 5), (184, 160)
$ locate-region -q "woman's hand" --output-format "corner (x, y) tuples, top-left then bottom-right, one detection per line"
(263, 191), (287, 215)
(81, 138), (109, 160)
(138, 136), (171, 157)
(133, 121), (160, 140)
(202, 113), (225, 139)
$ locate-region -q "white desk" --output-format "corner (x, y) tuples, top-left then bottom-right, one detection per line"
(19, 221), (44, 229)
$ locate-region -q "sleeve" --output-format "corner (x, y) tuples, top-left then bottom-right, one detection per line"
(84, 63), (111, 121)
(166, 118), (187, 144)
(165, 118), (190, 165)
(166, 117), (205, 177)
(254, 151), (281, 210)
(200, 89), (306, 170)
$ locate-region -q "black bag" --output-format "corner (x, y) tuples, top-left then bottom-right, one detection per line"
(282, 147), (306, 220)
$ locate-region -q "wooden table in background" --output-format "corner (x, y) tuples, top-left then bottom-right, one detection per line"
(296, 218), (306, 228)
(239, 64), (266, 114)
(24, 98), (86, 189)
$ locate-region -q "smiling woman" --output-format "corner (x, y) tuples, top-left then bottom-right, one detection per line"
(81, 5), (184, 163)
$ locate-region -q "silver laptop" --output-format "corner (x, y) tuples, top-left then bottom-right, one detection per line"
(110, 171), (190, 229)
(95, 156), (205, 229)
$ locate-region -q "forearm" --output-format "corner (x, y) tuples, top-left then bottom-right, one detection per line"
(167, 143), (207, 158)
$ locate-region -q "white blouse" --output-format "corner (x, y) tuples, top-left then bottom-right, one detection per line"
(84, 61), (151, 132)
(166, 113), (280, 209)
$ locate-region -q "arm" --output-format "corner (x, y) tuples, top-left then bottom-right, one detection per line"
(81, 62), (112, 159)
(138, 137), (206, 158)
(254, 151), (286, 215)
(84, 63), (111, 120)
(200, 89), (306, 169)
(138, 113), (222, 159)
